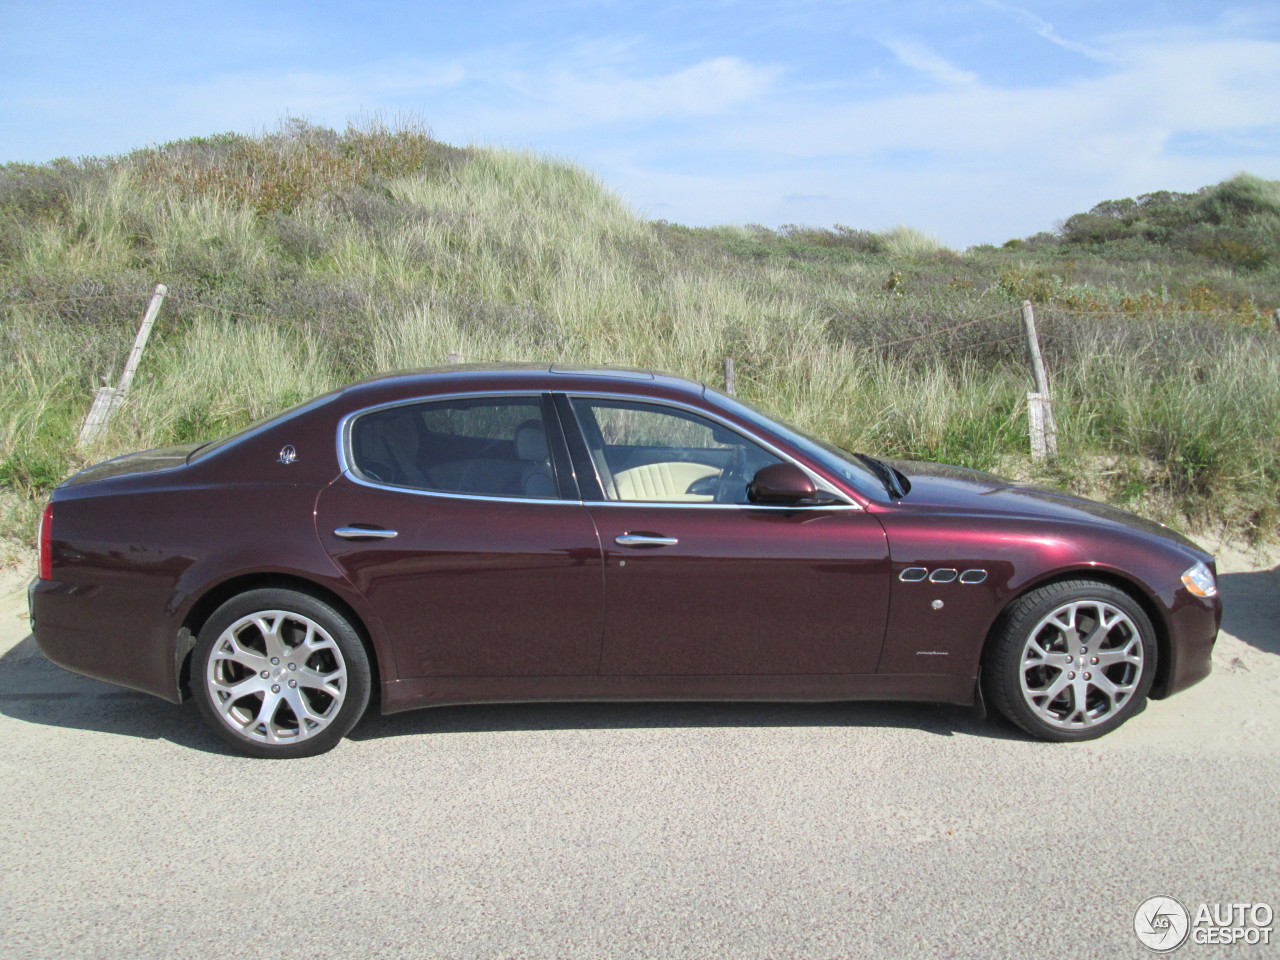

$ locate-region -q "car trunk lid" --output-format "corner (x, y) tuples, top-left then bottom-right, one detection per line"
(63, 444), (203, 487)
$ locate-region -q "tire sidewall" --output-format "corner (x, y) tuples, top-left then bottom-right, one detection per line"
(987, 581), (1157, 742)
(192, 588), (371, 759)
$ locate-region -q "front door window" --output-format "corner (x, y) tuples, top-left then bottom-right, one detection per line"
(568, 397), (782, 505)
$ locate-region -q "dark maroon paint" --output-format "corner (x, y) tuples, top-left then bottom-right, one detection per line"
(30, 365), (1220, 720)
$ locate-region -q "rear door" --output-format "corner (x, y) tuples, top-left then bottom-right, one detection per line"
(316, 393), (604, 678)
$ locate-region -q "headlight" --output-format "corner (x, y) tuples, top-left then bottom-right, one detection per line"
(1181, 561), (1217, 598)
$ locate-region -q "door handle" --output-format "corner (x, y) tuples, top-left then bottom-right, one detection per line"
(334, 526), (398, 540)
(614, 533), (679, 548)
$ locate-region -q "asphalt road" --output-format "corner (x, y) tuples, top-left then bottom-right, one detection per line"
(2, 553), (1278, 960)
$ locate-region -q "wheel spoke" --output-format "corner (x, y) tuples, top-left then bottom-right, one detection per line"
(215, 635), (270, 674)
(1082, 606), (1124, 651)
(1069, 680), (1094, 725)
(214, 684), (265, 720)
(1028, 669), (1070, 706)
(1091, 671), (1120, 702)
(1025, 636), (1055, 662)
(1050, 604), (1077, 632)
(1094, 644), (1141, 668)
(282, 687), (322, 736)
(212, 673), (265, 700)
(257, 615), (289, 661)
(254, 689), (283, 733)
(297, 667), (343, 696)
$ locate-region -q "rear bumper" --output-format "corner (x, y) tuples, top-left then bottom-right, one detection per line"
(29, 577), (181, 703)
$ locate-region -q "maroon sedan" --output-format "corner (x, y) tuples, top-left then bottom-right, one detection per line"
(30, 365), (1221, 758)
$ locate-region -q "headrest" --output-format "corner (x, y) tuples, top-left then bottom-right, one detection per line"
(515, 420), (548, 460)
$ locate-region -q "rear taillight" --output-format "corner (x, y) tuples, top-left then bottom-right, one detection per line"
(38, 503), (53, 580)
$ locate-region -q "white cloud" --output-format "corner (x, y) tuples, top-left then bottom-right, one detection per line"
(880, 38), (977, 86)
(980, 1), (1116, 62)
(174, 60), (468, 131)
(169, 53), (778, 145)
(540, 56), (779, 122)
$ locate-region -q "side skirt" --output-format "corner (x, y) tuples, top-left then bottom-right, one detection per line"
(379, 673), (976, 715)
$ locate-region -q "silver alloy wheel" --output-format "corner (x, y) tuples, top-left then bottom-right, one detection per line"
(1019, 599), (1144, 730)
(205, 609), (348, 744)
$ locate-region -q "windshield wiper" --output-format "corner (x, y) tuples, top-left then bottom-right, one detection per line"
(855, 453), (906, 500)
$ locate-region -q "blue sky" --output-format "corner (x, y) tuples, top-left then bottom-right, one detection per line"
(2, 0), (1278, 246)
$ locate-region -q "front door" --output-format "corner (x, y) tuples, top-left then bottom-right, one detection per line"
(563, 396), (891, 676)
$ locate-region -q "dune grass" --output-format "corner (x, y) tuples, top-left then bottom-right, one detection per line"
(2, 120), (1279, 549)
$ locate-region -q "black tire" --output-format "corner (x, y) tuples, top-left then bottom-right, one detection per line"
(191, 588), (371, 759)
(984, 580), (1156, 742)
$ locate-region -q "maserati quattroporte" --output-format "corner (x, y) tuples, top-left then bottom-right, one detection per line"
(30, 365), (1221, 757)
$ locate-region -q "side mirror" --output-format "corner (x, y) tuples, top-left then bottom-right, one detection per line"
(748, 463), (822, 505)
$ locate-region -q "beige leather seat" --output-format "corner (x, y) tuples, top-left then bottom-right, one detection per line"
(612, 462), (718, 502)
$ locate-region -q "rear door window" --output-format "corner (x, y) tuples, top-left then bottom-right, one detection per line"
(350, 397), (559, 499)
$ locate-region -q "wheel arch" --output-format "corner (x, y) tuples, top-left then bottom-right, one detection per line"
(175, 573), (382, 704)
(979, 567), (1174, 699)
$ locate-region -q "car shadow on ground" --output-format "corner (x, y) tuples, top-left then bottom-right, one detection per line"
(1218, 568), (1280, 657)
(0, 633), (1030, 751)
(0, 634), (238, 755)
(349, 697), (1028, 744)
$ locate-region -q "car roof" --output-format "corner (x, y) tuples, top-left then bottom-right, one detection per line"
(338, 363), (710, 406)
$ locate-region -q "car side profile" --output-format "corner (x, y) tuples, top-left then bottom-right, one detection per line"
(30, 365), (1221, 758)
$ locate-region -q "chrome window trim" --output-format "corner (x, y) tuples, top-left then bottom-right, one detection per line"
(340, 468), (583, 506)
(334, 388), (862, 511)
(580, 499), (861, 512)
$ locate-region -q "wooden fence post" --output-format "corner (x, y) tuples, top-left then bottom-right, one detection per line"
(1027, 392), (1048, 461)
(1020, 300), (1058, 458)
(78, 384), (120, 447)
(723, 357), (736, 396)
(116, 284), (167, 398)
(78, 283), (167, 446)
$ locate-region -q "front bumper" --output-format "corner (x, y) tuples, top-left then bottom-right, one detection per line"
(1153, 591), (1221, 699)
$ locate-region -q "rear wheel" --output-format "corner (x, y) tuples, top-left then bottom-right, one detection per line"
(985, 580), (1156, 741)
(192, 588), (371, 758)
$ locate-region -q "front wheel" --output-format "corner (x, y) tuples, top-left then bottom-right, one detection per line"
(191, 588), (371, 758)
(984, 580), (1156, 741)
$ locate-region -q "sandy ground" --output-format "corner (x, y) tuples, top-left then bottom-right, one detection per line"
(0, 540), (1277, 959)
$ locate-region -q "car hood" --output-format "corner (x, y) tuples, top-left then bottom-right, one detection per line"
(881, 458), (1206, 555)
(63, 443), (202, 487)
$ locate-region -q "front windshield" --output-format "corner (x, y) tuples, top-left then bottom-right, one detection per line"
(703, 387), (885, 496)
